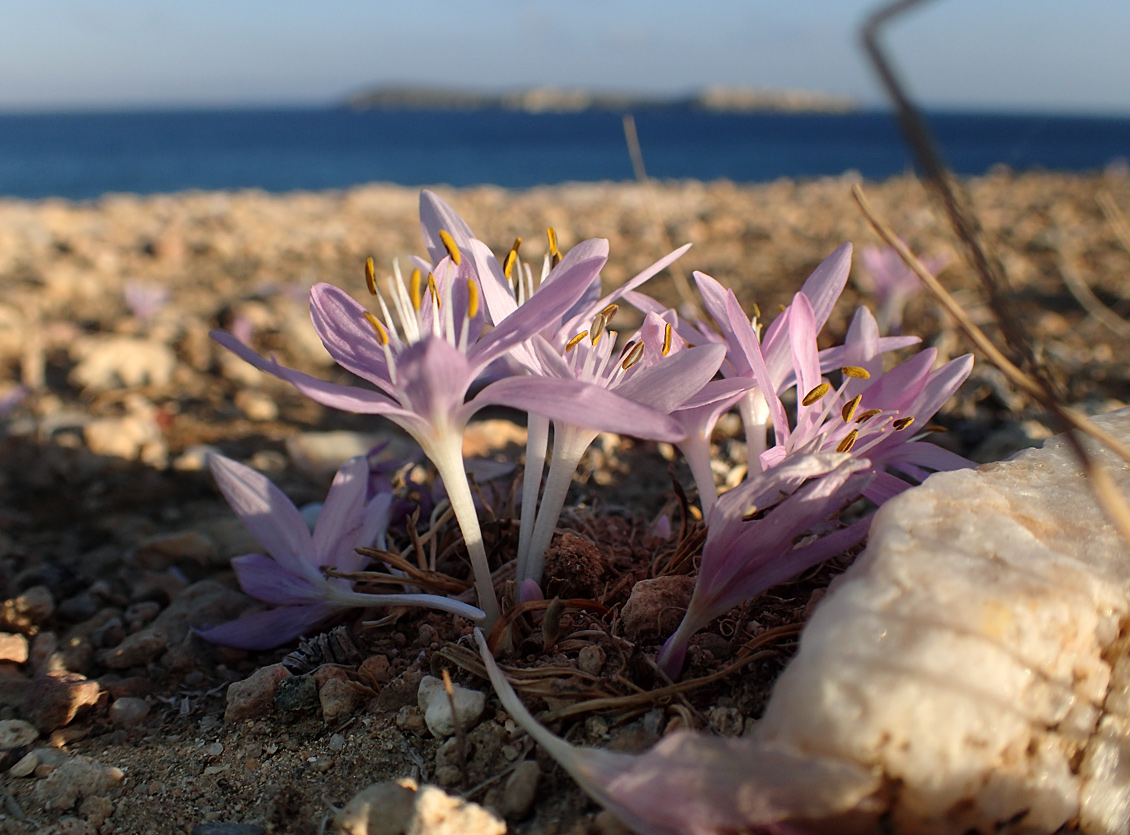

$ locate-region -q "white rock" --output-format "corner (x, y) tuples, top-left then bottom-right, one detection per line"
(758, 409), (1130, 835)
(333, 778), (505, 835)
(69, 335), (177, 391)
(418, 675), (486, 738)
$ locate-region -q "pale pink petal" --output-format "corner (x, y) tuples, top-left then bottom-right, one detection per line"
(230, 553), (325, 605)
(196, 601), (343, 650)
(207, 454), (321, 587)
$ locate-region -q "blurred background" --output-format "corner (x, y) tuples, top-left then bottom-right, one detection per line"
(1, 0), (1128, 198)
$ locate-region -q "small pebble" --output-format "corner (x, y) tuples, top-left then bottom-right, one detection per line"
(109, 697), (150, 727)
(23, 671), (101, 732)
(9, 750), (38, 777)
(190, 824), (265, 835)
(207, 742), (224, 757)
(0, 719), (39, 749)
(0, 632), (29, 664)
(417, 675), (486, 738)
(275, 674), (318, 711)
(577, 644), (605, 676)
(1, 585), (56, 632)
(319, 677), (358, 724)
(224, 664), (291, 723)
(328, 733), (345, 751)
(501, 760), (541, 820)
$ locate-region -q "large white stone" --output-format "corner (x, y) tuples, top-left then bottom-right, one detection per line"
(758, 408), (1130, 834)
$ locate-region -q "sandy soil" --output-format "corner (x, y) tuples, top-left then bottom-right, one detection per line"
(0, 171), (1128, 834)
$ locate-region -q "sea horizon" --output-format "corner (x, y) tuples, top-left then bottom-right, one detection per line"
(1, 105), (1127, 201)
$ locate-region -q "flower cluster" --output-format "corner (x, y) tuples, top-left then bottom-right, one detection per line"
(201, 190), (972, 668)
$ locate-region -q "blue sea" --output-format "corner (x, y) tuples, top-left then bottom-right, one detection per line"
(0, 107), (1128, 201)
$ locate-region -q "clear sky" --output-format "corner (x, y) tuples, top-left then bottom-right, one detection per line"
(2, 0), (1127, 115)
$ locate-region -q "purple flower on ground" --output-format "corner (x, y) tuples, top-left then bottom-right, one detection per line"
(758, 295), (974, 504)
(213, 192), (687, 626)
(857, 244), (949, 334)
(123, 280), (171, 321)
(657, 453), (875, 678)
(197, 453), (483, 650)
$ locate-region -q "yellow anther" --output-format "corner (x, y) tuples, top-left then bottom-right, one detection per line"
(363, 311), (389, 345)
(836, 429), (859, 453)
(503, 249), (518, 282)
(427, 272), (441, 307)
(751, 302), (762, 320)
(364, 257), (378, 296)
(801, 381), (830, 407)
(742, 506), (759, 522)
(924, 424), (947, 433)
(841, 393), (862, 423)
(547, 227), (562, 267)
(842, 366), (871, 379)
(855, 409), (882, 423)
(438, 229), (461, 265)
(589, 312), (606, 345)
(662, 322), (673, 356)
(600, 303), (619, 323)
(466, 279), (479, 319)
(565, 331), (588, 352)
(892, 416), (915, 431)
(621, 340), (645, 370)
(410, 268), (422, 311)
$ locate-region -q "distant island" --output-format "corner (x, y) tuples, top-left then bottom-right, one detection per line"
(344, 84), (857, 114)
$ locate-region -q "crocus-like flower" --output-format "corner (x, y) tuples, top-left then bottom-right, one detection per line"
(657, 453), (875, 678)
(197, 453), (483, 650)
(757, 294), (974, 504)
(514, 314), (726, 587)
(475, 629), (878, 835)
(214, 198), (686, 626)
(857, 244), (948, 334)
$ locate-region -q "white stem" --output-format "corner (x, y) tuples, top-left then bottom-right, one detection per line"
(326, 585), (484, 621)
(423, 430), (501, 626)
(520, 424), (597, 587)
(680, 433), (717, 518)
(516, 413), (550, 573)
(739, 391), (769, 474)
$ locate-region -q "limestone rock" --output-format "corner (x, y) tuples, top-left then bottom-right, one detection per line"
(758, 409), (1130, 834)
(333, 778), (505, 835)
(417, 675), (485, 738)
(69, 335), (177, 391)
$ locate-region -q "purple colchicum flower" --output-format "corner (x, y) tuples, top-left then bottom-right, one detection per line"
(513, 318), (726, 588)
(858, 244), (949, 334)
(476, 630), (877, 835)
(758, 295), (974, 503)
(123, 279), (172, 322)
(197, 453), (483, 650)
(213, 194), (687, 626)
(657, 453), (874, 678)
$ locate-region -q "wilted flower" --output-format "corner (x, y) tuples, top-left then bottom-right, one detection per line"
(197, 453), (482, 650)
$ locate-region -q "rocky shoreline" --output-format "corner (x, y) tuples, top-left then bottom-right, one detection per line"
(0, 172), (1128, 833)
